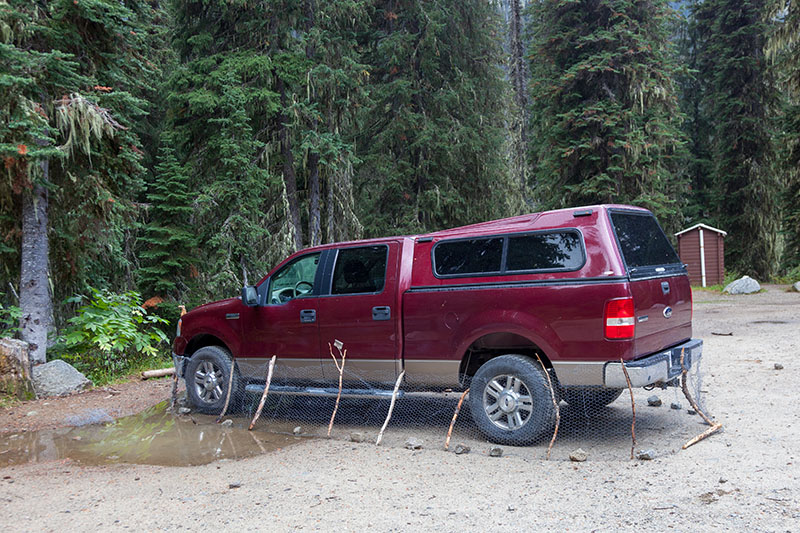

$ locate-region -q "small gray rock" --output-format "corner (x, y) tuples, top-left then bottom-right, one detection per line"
(647, 395), (662, 407)
(220, 419), (233, 427)
(792, 281), (800, 293)
(774, 363), (784, 370)
(636, 449), (656, 460)
(687, 409), (697, 415)
(292, 426), (302, 435)
(178, 407), (191, 415)
(228, 482), (242, 489)
(670, 402), (682, 410)
(404, 437), (423, 450)
(569, 448), (588, 462)
(723, 275), (761, 295)
(25, 410), (38, 417)
(349, 432), (367, 443)
(31, 360), (91, 398)
(454, 444), (470, 455)
(489, 447), (504, 457)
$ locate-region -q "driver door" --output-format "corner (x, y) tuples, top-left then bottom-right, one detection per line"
(238, 252), (324, 382)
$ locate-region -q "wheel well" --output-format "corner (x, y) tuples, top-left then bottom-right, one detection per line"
(459, 332), (552, 384)
(184, 334), (228, 359)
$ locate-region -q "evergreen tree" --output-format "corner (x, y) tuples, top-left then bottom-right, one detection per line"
(138, 135), (198, 296)
(527, 0), (687, 226)
(695, 0), (781, 278)
(766, 0), (800, 275)
(674, 0), (714, 223)
(0, 0), (160, 361)
(356, 0), (518, 236)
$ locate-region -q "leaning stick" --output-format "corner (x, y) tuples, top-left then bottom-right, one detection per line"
(620, 358), (637, 460)
(216, 358), (238, 423)
(169, 371), (179, 412)
(376, 370), (405, 446)
(683, 423), (723, 449)
(680, 348), (715, 426)
(444, 388), (470, 451)
(248, 355), (277, 430)
(535, 354), (560, 460)
(679, 348), (723, 449)
(327, 341), (347, 437)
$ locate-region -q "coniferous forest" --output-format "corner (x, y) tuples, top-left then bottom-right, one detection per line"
(1, 1), (799, 369)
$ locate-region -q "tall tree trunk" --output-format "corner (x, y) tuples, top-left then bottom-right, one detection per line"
(509, 0), (529, 197)
(19, 169), (51, 366)
(326, 170), (335, 244)
(305, 0), (322, 246)
(308, 153), (321, 246)
(277, 77), (303, 250)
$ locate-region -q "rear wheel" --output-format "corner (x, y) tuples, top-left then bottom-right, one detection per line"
(562, 386), (623, 409)
(468, 354), (556, 446)
(185, 346), (240, 414)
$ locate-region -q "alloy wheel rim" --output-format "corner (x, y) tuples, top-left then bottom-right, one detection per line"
(194, 360), (224, 404)
(482, 374), (534, 430)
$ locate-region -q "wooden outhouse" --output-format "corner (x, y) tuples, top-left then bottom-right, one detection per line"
(675, 223), (727, 287)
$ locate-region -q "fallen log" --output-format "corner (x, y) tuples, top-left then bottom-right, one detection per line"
(141, 367), (174, 380)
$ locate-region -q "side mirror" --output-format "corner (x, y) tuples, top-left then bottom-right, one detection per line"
(241, 286), (258, 307)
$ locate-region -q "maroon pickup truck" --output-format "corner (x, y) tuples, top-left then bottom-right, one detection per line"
(173, 205), (701, 444)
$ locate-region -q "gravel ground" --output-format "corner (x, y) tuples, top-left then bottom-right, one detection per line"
(1, 285), (798, 531)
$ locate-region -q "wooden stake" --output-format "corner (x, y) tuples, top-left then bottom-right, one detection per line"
(683, 423), (723, 449)
(679, 348), (723, 449)
(535, 354), (560, 460)
(169, 371), (179, 412)
(216, 358), (238, 423)
(620, 358), (637, 460)
(376, 370), (405, 446)
(327, 341), (347, 437)
(248, 355), (277, 430)
(444, 388), (469, 451)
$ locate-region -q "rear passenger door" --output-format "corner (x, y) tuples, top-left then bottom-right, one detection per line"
(317, 243), (400, 385)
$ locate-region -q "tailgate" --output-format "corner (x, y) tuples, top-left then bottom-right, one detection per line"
(629, 274), (692, 357)
(608, 208), (692, 358)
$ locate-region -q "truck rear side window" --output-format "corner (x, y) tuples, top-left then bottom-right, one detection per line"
(331, 245), (388, 295)
(434, 238), (504, 276)
(610, 212), (680, 270)
(507, 232), (583, 271)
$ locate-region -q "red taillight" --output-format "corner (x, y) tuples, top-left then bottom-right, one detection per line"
(605, 297), (635, 339)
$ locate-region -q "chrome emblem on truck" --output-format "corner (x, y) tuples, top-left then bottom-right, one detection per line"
(663, 307), (673, 318)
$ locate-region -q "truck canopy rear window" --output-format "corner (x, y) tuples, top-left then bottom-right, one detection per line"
(610, 212), (680, 271)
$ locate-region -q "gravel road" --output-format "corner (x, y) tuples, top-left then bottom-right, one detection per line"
(1, 286), (798, 531)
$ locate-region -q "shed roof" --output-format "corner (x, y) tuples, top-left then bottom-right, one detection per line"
(675, 223), (727, 237)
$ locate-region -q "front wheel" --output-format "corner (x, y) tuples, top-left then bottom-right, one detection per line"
(185, 346), (240, 414)
(468, 354), (556, 446)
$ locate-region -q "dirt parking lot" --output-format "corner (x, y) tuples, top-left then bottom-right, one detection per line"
(1, 286), (798, 531)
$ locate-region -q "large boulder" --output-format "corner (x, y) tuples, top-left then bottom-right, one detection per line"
(0, 338), (36, 400)
(32, 359), (91, 398)
(723, 275), (761, 295)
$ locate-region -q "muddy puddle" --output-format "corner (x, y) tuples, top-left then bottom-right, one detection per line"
(0, 401), (302, 468)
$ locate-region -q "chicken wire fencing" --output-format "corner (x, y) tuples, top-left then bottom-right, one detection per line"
(173, 347), (716, 462)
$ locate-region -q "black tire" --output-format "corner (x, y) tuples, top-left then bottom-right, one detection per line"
(468, 354), (556, 446)
(562, 386), (623, 409)
(185, 346), (240, 415)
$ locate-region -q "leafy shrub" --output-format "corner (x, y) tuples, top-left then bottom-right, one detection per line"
(54, 288), (170, 383)
(0, 295), (21, 337)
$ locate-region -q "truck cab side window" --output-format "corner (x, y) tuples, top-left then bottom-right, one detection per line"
(268, 252), (321, 304)
(331, 246), (388, 295)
